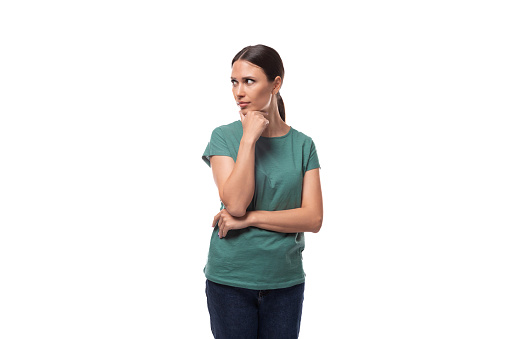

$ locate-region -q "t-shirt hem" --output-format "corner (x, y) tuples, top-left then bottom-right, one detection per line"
(202, 153), (234, 167)
(204, 273), (305, 290)
(305, 165), (321, 172)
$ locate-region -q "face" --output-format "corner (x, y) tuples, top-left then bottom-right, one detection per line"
(231, 60), (280, 112)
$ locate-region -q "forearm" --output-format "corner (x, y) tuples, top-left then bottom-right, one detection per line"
(246, 207), (322, 233)
(222, 138), (256, 216)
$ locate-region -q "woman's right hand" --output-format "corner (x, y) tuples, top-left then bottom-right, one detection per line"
(239, 110), (269, 143)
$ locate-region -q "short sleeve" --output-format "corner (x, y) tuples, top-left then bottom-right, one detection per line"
(305, 139), (321, 172)
(202, 127), (232, 168)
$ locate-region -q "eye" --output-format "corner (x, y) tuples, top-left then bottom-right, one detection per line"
(231, 79), (254, 86)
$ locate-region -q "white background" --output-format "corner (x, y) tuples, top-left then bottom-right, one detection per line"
(1, 0), (508, 338)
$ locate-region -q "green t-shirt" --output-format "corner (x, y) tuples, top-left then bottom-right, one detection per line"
(202, 119), (320, 290)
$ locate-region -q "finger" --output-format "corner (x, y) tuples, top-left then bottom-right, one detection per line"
(221, 224), (229, 238)
(218, 216), (224, 238)
(253, 110), (266, 116)
(220, 219), (228, 238)
(212, 212), (220, 227)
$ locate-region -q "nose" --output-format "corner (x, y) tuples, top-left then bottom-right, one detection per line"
(234, 83), (245, 98)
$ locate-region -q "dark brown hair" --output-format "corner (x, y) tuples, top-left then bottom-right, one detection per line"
(231, 44), (286, 122)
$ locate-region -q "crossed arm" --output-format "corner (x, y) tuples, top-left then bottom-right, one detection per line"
(209, 144), (323, 238)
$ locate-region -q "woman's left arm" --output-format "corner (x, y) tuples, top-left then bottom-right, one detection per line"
(214, 168), (323, 238)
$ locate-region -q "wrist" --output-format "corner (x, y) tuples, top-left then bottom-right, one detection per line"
(245, 210), (258, 227)
(241, 136), (257, 146)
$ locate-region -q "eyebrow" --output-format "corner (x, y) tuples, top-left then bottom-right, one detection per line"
(230, 76), (256, 80)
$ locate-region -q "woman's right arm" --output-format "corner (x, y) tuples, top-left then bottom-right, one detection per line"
(209, 111), (269, 217)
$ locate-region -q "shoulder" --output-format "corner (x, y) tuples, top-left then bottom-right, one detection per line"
(212, 120), (242, 135)
(291, 127), (320, 170)
(290, 126), (316, 146)
(209, 120), (243, 144)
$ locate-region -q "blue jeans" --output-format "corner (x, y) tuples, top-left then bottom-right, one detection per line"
(205, 279), (305, 339)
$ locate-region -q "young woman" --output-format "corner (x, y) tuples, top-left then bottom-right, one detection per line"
(202, 44), (323, 338)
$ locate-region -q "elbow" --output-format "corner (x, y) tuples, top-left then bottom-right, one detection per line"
(312, 216), (323, 233)
(224, 204), (247, 217)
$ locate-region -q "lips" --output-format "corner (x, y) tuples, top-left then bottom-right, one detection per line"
(238, 102), (250, 108)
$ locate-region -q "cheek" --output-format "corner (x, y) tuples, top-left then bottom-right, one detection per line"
(254, 88), (271, 102)
(256, 95), (273, 111)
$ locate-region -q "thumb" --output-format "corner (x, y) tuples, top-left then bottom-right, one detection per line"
(239, 111), (244, 122)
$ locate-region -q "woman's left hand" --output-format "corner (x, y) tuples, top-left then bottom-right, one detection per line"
(212, 209), (249, 238)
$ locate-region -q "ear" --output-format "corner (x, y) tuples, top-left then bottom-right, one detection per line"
(273, 76), (282, 94)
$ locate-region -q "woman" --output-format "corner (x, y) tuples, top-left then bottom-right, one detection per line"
(202, 44), (323, 338)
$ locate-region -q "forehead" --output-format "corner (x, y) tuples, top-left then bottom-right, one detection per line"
(231, 60), (265, 78)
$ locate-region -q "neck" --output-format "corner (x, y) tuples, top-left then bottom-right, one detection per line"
(261, 106), (289, 138)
